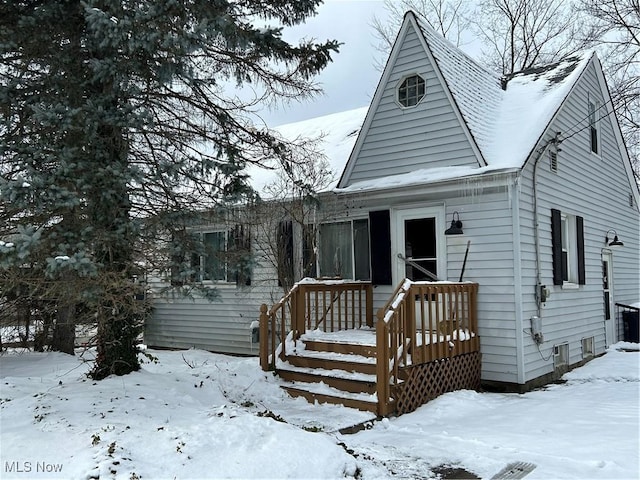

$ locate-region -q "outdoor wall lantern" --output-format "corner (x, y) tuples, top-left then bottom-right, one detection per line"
(605, 229), (624, 247)
(445, 211), (464, 235)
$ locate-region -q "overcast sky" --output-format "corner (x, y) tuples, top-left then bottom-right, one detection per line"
(261, 0), (391, 127)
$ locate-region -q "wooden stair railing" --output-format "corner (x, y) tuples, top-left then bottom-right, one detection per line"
(376, 279), (413, 416)
(259, 283), (300, 371)
(376, 280), (480, 416)
(260, 280), (373, 371)
(261, 279), (478, 415)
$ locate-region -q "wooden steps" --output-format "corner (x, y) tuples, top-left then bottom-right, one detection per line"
(282, 383), (378, 413)
(276, 329), (382, 413)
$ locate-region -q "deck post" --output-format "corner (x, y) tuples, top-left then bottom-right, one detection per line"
(259, 304), (269, 371)
(406, 285), (416, 355)
(376, 315), (390, 416)
(294, 284), (306, 338)
(366, 283), (374, 328)
(470, 284), (479, 350)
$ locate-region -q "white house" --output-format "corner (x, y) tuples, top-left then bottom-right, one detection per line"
(146, 11), (639, 392)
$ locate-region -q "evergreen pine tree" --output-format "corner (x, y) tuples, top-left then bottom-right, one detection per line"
(0, 1), (339, 378)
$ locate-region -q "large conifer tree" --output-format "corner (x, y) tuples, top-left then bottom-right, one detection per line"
(0, 1), (338, 378)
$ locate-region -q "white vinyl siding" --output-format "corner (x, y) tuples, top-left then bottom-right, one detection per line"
(518, 61), (639, 383)
(146, 226), (285, 356)
(444, 190), (518, 384)
(344, 23), (478, 186)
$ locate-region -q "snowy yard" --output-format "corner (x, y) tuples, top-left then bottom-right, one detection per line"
(1, 343), (638, 479)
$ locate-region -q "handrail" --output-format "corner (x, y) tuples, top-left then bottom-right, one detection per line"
(260, 280), (373, 371)
(259, 284), (300, 371)
(397, 253), (439, 281)
(376, 279), (412, 415)
(376, 279), (479, 415)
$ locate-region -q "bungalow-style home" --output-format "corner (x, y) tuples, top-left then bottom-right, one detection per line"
(146, 11), (639, 413)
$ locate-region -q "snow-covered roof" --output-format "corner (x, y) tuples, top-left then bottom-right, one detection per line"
(246, 107), (367, 195)
(248, 11), (594, 196)
(413, 11), (592, 169)
(337, 12), (593, 193)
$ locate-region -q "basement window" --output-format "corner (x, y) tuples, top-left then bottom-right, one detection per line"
(398, 74), (426, 107)
(581, 337), (595, 359)
(554, 342), (569, 371)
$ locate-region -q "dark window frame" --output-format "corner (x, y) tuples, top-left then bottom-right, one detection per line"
(398, 74), (426, 107)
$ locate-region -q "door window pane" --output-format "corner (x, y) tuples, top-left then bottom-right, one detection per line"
(404, 218), (437, 280)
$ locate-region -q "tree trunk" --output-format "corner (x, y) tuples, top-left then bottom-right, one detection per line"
(51, 303), (75, 354)
(91, 282), (142, 380)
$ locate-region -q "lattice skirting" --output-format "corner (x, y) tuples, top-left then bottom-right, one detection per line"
(394, 352), (481, 415)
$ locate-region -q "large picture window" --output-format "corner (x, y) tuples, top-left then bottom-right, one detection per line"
(319, 219), (370, 280)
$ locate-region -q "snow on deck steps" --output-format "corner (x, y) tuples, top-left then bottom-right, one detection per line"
(300, 328), (376, 346)
(277, 329), (382, 412)
(282, 381), (379, 413)
(283, 347), (377, 375)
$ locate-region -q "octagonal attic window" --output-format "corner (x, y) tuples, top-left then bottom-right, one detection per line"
(398, 74), (425, 107)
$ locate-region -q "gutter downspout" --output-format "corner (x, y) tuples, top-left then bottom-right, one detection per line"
(516, 132), (559, 384)
(532, 133), (560, 317)
(510, 177), (526, 385)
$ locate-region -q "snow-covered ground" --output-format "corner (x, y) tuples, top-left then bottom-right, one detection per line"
(1, 343), (638, 479)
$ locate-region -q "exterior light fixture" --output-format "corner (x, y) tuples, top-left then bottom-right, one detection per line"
(605, 229), (624, 247)
(445, 211), (463, 235)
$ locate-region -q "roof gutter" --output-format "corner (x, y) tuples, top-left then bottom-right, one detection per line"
(332, 167), (520, 201)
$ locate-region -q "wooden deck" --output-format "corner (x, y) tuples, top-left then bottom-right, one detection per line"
(259, 279), (480, 416)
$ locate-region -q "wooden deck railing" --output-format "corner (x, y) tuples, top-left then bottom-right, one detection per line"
(376, 280), (479, 416)
(259, 280), (373, 371)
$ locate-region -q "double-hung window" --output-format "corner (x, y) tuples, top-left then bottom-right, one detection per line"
(560, 214), (576, 283)
(318, 219), (370, 280)
(551, 209), (585, 286)
(189, 226), (251, 285)
(200, 231), (227, 282)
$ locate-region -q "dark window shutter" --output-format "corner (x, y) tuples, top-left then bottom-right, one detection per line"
(551, 209), (563, 286)
(369, 210), (392, 285)
(277, 220), (294, 288)
(577, 216), (585, 285)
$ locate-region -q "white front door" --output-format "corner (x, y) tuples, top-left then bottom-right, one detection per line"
(602, 251), (616, 346)
(394, 207), (445, 283)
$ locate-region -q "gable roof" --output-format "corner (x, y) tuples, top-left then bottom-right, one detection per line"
(414, 13), (591, 168)
(337, 10), (594, 191)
